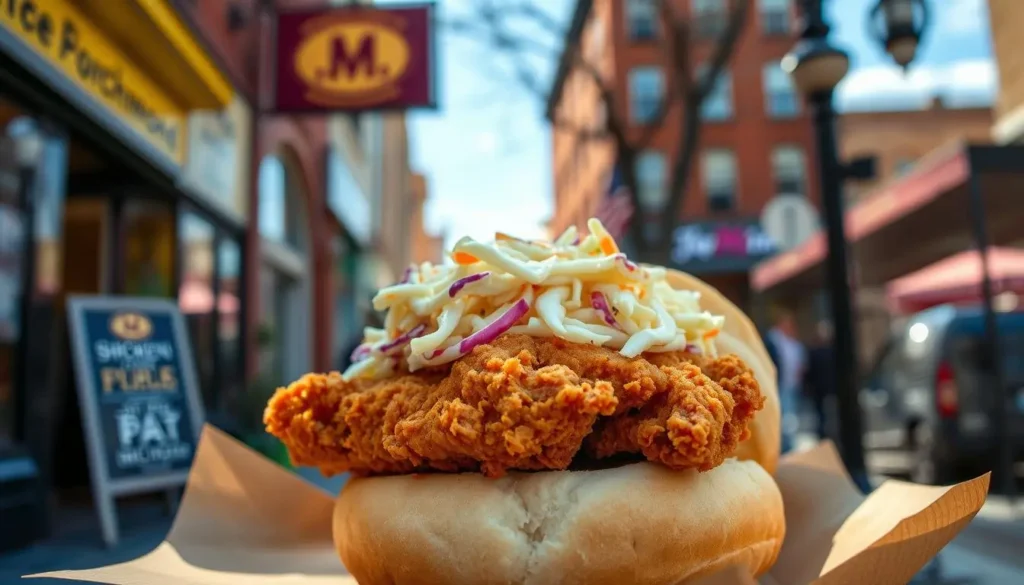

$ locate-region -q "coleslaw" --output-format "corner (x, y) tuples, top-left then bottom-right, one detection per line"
(343, 218), (725, 380)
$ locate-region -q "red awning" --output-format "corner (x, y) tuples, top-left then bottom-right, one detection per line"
(751, 144), (971, 291)
(886, 247), (1024, 314)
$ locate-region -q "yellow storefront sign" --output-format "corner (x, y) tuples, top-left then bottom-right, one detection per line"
(0, 0), (188, 165)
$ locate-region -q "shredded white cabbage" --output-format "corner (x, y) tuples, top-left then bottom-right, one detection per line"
(343, 218), (725, 380)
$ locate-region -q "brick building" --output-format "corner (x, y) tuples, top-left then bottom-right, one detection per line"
(989, 0), (1024, 144)
(0, 0), (427, 547)
(841, 100), (994, 204)
(409, 173), (445, 265)
(547, 0), (817, 305)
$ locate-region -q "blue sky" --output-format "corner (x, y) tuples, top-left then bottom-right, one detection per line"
(401, 0), (996, 249)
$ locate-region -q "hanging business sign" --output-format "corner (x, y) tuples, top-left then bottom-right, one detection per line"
(66, 296), (204, 547)
(274, 4), (437, 112)
(670, 219), (777, 274)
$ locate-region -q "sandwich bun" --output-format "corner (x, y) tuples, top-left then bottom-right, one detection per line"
(334, 458), (785, 585)
(664, 269), (781, 474)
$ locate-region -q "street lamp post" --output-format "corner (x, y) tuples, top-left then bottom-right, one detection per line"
(12, 124), (44, 444)
(783, 0), (927, 493)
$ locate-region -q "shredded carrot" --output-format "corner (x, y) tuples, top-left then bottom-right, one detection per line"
(599, 236), (619, 255)
(703, 329), (720, 340)
(495, 232), (518, 242)
(452, 251), (479, 265)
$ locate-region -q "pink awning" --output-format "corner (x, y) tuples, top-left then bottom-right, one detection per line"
(886, 247), (1024, 314)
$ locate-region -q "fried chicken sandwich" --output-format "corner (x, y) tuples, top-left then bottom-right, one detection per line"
(265, 219), (784, 585)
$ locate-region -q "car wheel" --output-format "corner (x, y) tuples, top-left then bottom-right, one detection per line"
(910, 424), (952, 486)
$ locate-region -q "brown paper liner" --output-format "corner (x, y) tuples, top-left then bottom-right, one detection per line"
(31, 425), (989, 585)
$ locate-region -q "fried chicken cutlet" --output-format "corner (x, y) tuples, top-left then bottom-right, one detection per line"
(264, 334), (764, 478)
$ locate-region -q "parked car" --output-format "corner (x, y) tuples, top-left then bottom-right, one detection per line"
(861, 304), (1024, 485)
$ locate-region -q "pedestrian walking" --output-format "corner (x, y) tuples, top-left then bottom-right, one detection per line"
(803, 320), (835, 441)
(764, 308), (806, 454)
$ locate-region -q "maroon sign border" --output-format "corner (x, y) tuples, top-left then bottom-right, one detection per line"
(272, 2), (438, 114)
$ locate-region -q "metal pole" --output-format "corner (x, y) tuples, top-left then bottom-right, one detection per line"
(14, 165), (36, 440)
(810, 89), (869, 492)
(967, 171), (1015, 502)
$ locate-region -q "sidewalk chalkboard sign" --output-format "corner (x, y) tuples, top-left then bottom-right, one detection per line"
(67, 296), (205, 547)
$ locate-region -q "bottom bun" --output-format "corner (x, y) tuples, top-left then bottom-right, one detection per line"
(333, 458), (785, 585)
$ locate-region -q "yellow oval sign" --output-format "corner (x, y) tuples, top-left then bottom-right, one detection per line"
(110, 312), (153, 341)
(294, 22), (410, 97)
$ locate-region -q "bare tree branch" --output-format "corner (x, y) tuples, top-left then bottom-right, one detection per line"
(446, 0), (752, 261)
(658, 0), (751, 260)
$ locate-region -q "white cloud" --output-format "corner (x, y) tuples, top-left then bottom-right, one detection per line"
(836, 58), (997, 112)
(938, 0), (987, 36)
(474, 131), (498, 155)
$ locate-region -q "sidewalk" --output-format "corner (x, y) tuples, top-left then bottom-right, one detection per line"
(0, 466), (346, 585)
(0, 501), (170, 585)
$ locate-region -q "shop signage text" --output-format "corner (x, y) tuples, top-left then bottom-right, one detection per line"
(180, 98), (252, 225)
(275, 4), (436, 112)
(0, 0), (186, 164)
(670, 220), (777, 274)
(67, 296), (204, 546)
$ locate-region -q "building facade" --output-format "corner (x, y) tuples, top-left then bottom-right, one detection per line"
(0, 0), (246, 549)
(548, 0), (818, 306)
(0, 0), (423, 550)
(989, 0), (1024, 144)
(409, 172), (445, 265)
(840, 100), (994, 204)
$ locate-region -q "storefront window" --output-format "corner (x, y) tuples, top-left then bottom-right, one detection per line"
(258, 153), (311, 383)
(333, 236), (363, 369)
(0, 105), (67, 453)
(179, 212), (216, 412)
(217, 238), (242, 408)
(259, 155), (307, 253)
(122, 200), (175, 297)
(0, 132), (23, 453)
(258, 156), (286, 243)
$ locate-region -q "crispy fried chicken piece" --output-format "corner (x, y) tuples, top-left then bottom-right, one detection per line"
(264, 334), (763, 478)
(586, 353), (765, 471)
(265, 341), (618, 477)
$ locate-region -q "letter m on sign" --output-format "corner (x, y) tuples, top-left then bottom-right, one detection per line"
(323, 35), (377, 80)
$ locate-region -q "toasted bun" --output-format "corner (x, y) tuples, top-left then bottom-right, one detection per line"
(665, 270), (781, 474)
(334, 458), (785, 585)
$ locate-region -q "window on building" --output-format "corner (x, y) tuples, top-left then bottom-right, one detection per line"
(258, 156), (287, 242)
(636, 150), (667, 211)
(626, 0), (657, 41)
(759, 0), (791, 36)
(772, 145), (806, 195)
(692, 0), (727, 39)
(698, 65), (733, 121)
(763, 61), (800, 118)
(629, 66), (664, 123)
(179, 212), (217, 412)
(703, 149), (738, 212)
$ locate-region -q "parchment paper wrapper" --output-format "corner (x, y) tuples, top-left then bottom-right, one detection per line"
(30, 425), (990, 585)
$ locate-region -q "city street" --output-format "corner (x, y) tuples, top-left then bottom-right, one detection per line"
(913, 509), (1024, 584)
(793, 425), (1024, 584)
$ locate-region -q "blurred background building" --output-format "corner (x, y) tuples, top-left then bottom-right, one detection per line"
(0, 0), (437, 551)
(548, 0), (818, 308)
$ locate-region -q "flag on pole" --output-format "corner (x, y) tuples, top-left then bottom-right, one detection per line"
(593, 165), (635, 240)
